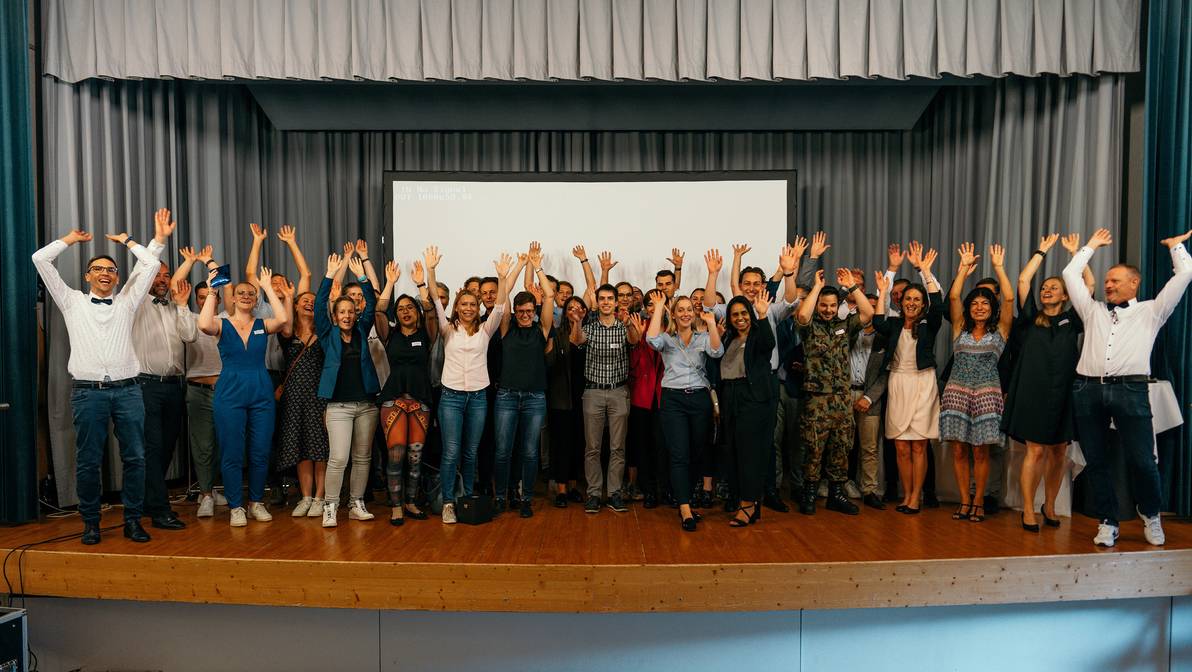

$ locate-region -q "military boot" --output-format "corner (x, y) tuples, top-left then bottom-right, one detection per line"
(799, 480), (818, 515)
(826, 481), (860, 515)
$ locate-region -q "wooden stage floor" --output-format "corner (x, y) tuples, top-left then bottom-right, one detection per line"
(2, 499), (1189, 612)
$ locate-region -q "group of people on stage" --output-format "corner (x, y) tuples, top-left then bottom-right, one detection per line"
(33, 211), (1192, 548)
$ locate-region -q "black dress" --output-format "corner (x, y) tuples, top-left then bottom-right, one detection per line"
(1001, 293), (1082, 444)
(276, 334), (330, 469)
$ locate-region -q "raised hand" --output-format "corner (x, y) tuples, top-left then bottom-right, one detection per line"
(705, 249), (723, 275)
(716, 317), (728, 338)
(385, 260), (400, 284)
(528, 241), (544, 267)
(790, 235), (809, 260)
(989, 243), (1006, 268)
(355, 239), (369, 258)
(154, 208), (176, 240)
(598, 251), (617, 272)
(277, 225), (297, 244)
(810, 231), (831, 258)
(732, 243), (752, 259)
(698, 308), (717, 328)
(1038, 233), (1059, 253)
(277, 280), (295, 302)
(626, 313), (644, 334)
(61, 229), (92, 245)
(874, 270), (890, 293)
(921, 247), (938, 274)
(647, 289), (667, 306)
(179, 246), (197, 262)
(1088, 228), (1113, 249)
(250, 223), (267, 242)
(813, 269), (826, 287)
(887, 243), (906, 270)
(105, 232), (131, 245)
(779, 244), (798, 274)
(906, 241), (924, 268)
(326, 253), (344, 277)
(347, 256), (365, 279)
(571, 245), (587, 261)
(171, 279), (191, 306)
(1160, 229), (1192, 249)
(411, 260), (425, 285)
(342, 241), (355, 258)
(958, 242), (979, 268)
(1060, 233), (1082, 255)
(667, 248), (685, 268)
(753, 291), (771, 319)
(528, 283), (544, 305)
(494, 252), (513, 277)
(197, 245), (213, 263)
(258, 266), (274, 289)
(850, 267), (865, 286)
(835, 268), (853, 287)
(423, 246), (441, 269)
(206, 267), (220, 287)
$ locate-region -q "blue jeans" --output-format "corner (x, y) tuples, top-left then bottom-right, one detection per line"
(493, 388), (547, 502)
(70, 384), (146, 523)
(438, 388), (488, 504)
(1072, 379), (1159, 526)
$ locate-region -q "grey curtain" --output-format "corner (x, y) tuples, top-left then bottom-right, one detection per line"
(40, 73), (1123, 506)
(43, 0), (1141, 84)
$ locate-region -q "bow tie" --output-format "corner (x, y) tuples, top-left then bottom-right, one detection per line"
(1107, 301), (1130, 311)
(90, 297), (113, 305)
(153, 297), (171, 306)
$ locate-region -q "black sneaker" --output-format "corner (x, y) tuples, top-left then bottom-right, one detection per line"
(643, 493), (658, 509)
(493, 497), (507, 515)
(553, 493), (568, 508)
(607, 494), (628, 513)
(584, 496), (601, 514)
(568, 489), (585, 504)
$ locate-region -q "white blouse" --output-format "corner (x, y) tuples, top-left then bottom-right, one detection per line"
(433, 298), (505, 392)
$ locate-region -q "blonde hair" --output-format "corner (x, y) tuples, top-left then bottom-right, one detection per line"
(449, 289), (481, 334)
(665, 296), (693, 336)
(1034, 276), (1069, 328)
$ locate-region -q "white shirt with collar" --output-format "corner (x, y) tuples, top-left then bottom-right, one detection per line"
(32, 238), (165, 382)
(1063, 243), (1192, 377)
(128, 287), (198, 377)
(186, 310), (227, 379)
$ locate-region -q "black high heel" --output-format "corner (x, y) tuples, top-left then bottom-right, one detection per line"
(679, 508), (697, 532)
(968, 505), (985, 523)
(952, 504), (972, 520)
(1040, 506), (1061, 528)
(729, 503), (759, 527)
(1021, 512), (1040, 533)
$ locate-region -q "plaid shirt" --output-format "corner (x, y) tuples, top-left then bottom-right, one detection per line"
(582, 317), (629, 387)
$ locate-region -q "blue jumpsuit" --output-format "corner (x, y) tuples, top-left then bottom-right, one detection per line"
(213, 317), (276, 509)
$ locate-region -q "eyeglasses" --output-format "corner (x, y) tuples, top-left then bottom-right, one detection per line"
(234, 290), (258, 298)
(514, 308), (536, 316)
(88, 266), (118, 275)
(396, 305), (418, 312)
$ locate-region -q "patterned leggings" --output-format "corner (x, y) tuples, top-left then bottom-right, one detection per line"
(380, 397), (429, 505)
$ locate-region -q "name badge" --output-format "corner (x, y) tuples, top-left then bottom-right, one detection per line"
(411, 341), (423, 347)
(834, 328), (846, 336)
(609, 342), (622, 349)
(1058, 319), (1070, 326)
(253, 329), (265, 335)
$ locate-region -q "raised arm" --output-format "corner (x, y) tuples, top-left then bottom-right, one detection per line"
(333, 241), (354, 290)
(198, 268), (223, 336)
(700, 308), (723, 355)
(317, 254), (343, 337)
(797, 269), (824, 326)
(277, 225), (313, 295)
(1062, 229), (1108, 320)
(258, 268), (289, 334)
(500, 252), (528, 337)
(244, 223), (267, 287)
(1154, 229), (1192, 324)
(644, 289), (667, 342)
(484, 253), (513, 338)
(597, 250), (617, 287)
(949, 242), (979, 336)
(843, 267), (874, 326)
(667, 248), (685, 292)
(354, 239), (381, 294)
(572, 245), (597, 310)
(32, 230), (91, 308)
(779, 239), (804, 305)
(989, 244), (1015, 338)
(424, 246), (450, 334)
(884, 243), (905, 314)
(1060, 233), (1097, 296)
(173, 245), (200, 290)
(730, 244), (749, 298)
(874, 270), (889, 320)
(172, 279), (198, 343)
(702, 249), (723, 309)
(377, 260), (400, 314)
(1018, 234), (1058, 308)
(530, 242), (555, 338)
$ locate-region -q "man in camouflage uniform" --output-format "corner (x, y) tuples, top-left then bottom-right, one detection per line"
(795, 268), (874, 515)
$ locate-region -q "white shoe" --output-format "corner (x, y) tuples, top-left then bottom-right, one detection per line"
(1093, 521), (1119, 548)
(230, 507), (247, 527)
(249, 502), (273, 522)
(817, 481), (829, 498)
(307, 498), (324, 517)
(441, 503), (457, 524)
(844, 481), (861, 499)
(322, 502), (339, 528)
(1138, 509), (1166, 546)
(292, 497), (313, 517)
(348, 499), (375, 521)
(213, 490), (228, 506)
(197, 495), (215, 518)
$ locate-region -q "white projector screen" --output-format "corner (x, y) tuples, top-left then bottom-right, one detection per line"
(385, 172), (795, 299)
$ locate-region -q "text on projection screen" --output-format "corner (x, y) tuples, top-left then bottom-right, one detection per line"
(390, 179), (788, 296)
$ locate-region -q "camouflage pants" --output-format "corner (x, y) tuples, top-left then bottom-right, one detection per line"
(800, 392), (853, 483)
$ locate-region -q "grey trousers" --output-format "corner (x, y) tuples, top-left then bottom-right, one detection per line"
(324, 401), (379, 502)
(582, 386), (630, 498)
(186, 384), (220, 493)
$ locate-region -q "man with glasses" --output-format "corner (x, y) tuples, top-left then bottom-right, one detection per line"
(32, 208), (176, 544)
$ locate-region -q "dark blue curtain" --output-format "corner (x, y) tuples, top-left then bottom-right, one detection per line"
(1142, 0), (1192, 516)
(0, 0), (39, 523)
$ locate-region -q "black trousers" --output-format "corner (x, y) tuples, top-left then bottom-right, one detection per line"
(658, 389), (713, 505)
(630, 405), (668, 498)
(140, 378), (184, 518)
(719, 380), (770, 502)
(548, 407), (584, 484)
(477, 385), (497, 493)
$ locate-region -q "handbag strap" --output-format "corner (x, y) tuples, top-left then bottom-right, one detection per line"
(277, 334), (312, 390)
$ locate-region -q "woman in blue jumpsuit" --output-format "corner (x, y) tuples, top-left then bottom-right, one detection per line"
(199, 266), (290, 526)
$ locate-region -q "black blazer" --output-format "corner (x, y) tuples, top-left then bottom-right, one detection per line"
(722, 316), (778, 404)
(872, 290), (945, 372)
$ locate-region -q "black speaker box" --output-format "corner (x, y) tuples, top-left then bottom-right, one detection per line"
(456, 495), (493, 525)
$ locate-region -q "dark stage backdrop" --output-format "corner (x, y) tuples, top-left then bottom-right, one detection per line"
(38, 74), (1128, 507)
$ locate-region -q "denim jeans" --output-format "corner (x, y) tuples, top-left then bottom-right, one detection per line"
(493, 388), (547, 502)
(1072, 379), (1159, 526)
(438, 387), (488, 503)
(70, 384), (146, 523)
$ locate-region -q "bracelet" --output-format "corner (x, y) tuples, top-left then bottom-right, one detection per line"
(357, 275), (368, 283)
(783, 271), (795, 278)
(580, 258), (589, 264)
(124, 238), (135, 247)
(1033, 249), (1046, 258)
(845, 284), (860, 295)
(360, 257), (369, 262)
(416, 282), (427, 288)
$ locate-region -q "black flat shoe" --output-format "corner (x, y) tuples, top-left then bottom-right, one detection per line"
(900, 506), (920, 515)
(389, 514), (405, 527)
(520, 502), (534, 518)
(642, 493), (658, 509)
(863, 493), (886, 510)
(762, 492), (790, 513)
(679, 509), (697, 532)
(554, 493), (568, 508)
(151, 514), (186, 530)
(404, 505), (429, 520)
(1021, 513), (1039, 533)
(123, 520), (151, 542)
(81, 523), (101, 546)
(1041, 506), (1061, 528)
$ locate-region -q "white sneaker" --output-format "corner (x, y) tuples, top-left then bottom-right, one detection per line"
(441, 503), (457, 524)
(1093, 521), (1120, 547)
(322, 502), (339, 528)
(249, 502), (273, 522)
(197, 495), (215, 518)
(844, 481), (862, 499)
(292, 497), (313, 517)
(1138, 509), (1166, 546)
(213, 490), (228, 506)
(817, 481), (829, 498)
(348, 499), (375, 521)
(307, 498), (324, 517)
(230, 507), (247, 527)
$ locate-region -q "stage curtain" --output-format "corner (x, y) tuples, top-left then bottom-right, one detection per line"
(38, 74), (1125, 507)
(1142, 0), (1192, 516)
(41, 0), (1141, 84)
(0, 0), (40, 523)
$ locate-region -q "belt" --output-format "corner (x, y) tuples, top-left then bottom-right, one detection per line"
(1076, 374), (1151, 385)
(73, 378), (137, 390)
(586, 381), (626, 390)
(850, 384), (865, 391)
(663, 387), (707, 395)
(137, 374), (183, 384)
(187, 380), (217, 391)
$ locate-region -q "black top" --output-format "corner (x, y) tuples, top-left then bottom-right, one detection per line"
(500, 324), (548, 392)
(873, 290), (946, 372)
(546, 326), (585, 411)
(719, 317), (778, 404)
(378, 324), (433, 405)
(331, 332), (372, 402)
(1001, 293), (1083, 444)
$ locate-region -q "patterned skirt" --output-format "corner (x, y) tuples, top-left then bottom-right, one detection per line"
(940, 380), (1005, 446)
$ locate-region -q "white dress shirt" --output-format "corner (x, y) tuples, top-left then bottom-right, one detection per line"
(129, 293), (197, 377)
(32, 238), (164, 381)
(433, 298), (505, 391)
(185, 310), (227, 378)
(1063, 243), (1192, 377)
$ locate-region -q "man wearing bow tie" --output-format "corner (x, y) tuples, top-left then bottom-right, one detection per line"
(1063, 227), (1192, 548)
(31, 208), (175, 545)
(128, 255), (198, 532)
